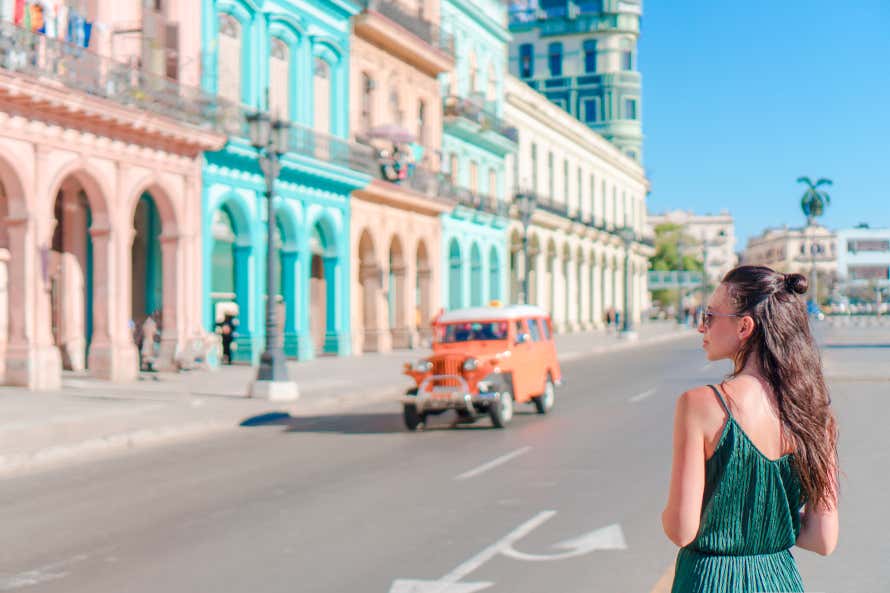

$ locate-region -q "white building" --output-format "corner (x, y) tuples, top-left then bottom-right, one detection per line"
(741, 224), (837, 300)
(503, 75), (651, 331)
(647, 210), (737, 287)
(836, 225), (890, 288)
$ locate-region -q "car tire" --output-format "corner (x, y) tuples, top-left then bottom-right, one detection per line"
(403, 403), (424, 431)
(533, 375), (555, 414)
(489, 389), (514, 429)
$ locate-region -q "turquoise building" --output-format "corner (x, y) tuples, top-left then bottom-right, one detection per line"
(201, 0), (372, 361)
(440, 0), (516, 310)
(507, 0), (643, 162)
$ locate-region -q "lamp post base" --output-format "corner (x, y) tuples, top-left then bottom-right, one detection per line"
(249, 379), (300, 401)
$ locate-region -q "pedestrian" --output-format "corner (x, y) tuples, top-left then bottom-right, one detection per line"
(662, 266), (839, 592)
(219, 313), (237, 365)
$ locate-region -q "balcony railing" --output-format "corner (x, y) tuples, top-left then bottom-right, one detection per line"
(363, 0), (455, 57)
(0, 20), (227, 131)
(288, 125), (377, 174)
(441, 178), (508, 216)
(443, 95), (518, 144)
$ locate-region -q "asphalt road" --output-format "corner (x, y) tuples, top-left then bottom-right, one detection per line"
(1, 329), (886, 593)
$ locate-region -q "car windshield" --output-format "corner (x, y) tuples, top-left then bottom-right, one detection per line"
(437, 321), (509, 343)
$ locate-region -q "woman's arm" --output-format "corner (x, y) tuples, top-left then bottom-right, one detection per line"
(662, 390), (707, 547)
(796, 472), (839, 556)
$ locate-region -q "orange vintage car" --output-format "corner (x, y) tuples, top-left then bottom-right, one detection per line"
(402, 304), (562, 430)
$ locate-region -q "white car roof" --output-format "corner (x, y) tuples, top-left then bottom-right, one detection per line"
(436, 305), (550, 323)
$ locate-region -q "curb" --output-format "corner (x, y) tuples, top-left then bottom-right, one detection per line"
(2, 329), (694, 477)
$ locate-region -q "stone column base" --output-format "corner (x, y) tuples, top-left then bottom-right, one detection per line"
(88, 341), (139, 382)
(390, 327), (411, 349)
(4, 343), (62, 390)
(155, 337), (179, 372)
(324, 331), (350, 356)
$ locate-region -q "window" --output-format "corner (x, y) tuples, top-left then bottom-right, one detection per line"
(468, 51), (478, 94)
(539, 317), (552, 340)
(488, 168), (497, 198)
(217, 13), (242, 103)
(583, 98), (599, 122)
(626, 150), (637, 160)
(313, 57), (331, 133)
(469, 161), (478, 193)
(527, 318), (542, 341)
(487, 63), (496, 102)
(389, 87), (401, 124)
(547, 151), (554, 198)
(563, 159), (569, 205)
(531, 143), (538, 192)
(583, 39), (597, 73)
(449, 153), (458, 183)
(270, 38), (290, 118)
(519, 43), (534, 78)
(548, 42), (562, 77)
(360, 73), (374, 132)
(624, 98), (637, 120)
(622, 51), (633, 70)
(417, 99), (426, 144)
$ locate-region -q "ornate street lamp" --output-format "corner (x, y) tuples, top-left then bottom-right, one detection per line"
(247, 106), (298, 401)
(515, 190), (537, 304)
(617, 225), (638, 340)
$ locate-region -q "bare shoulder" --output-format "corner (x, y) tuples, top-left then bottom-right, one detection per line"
(675, 385), (725, 424)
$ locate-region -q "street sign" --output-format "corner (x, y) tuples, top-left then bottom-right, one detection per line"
(648, 270), (703, 290)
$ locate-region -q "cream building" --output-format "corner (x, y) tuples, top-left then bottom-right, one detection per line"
(741, 224), (837, 298)
(503, 75), (651, 331)
(647, 210), (738, 287)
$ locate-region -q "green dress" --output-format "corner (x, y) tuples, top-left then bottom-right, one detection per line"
(671, 385), (805, 593)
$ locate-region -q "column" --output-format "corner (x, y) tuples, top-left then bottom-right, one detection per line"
(232, 244), (254, 362)
(323, 255), (348, 355)
(60, 186), (87, 371)
(281, 250), (299, 357)
(156, 234), (181, 371)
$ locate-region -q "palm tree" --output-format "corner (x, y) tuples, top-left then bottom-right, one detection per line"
(797, 176), (833, 307)
(797, 176), (832, 226)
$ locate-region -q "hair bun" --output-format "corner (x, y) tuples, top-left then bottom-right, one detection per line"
(784, 273), (808, 295)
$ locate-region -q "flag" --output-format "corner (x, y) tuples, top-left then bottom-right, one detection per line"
(29, 2), (43, 32)
(55, 3), (68, 40)
(13, 0), (24, 25)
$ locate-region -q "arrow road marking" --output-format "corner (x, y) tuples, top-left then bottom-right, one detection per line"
(389, 511), (626, 592)
(628, 388), (656, 403)
(455, 446), (532, 480)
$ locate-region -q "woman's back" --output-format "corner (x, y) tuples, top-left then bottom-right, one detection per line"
(671, 383), (805, 592)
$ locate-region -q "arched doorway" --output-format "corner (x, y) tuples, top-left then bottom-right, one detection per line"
(388, 236), (408, 348)
(0, 182), (9, 380)
(488, 245), (501, 302)
(448, 239), (462, 310)
(470, 242), (483, 306)
(310, 217), (339, 355)
(358, 230), (382, 352)
(49, 184), (94, 372)
(131, 193), (163, 367)
(209, 203), (252, 362)
(415, 240), (432, 343)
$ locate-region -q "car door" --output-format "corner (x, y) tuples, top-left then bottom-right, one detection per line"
(508, 318), (532, 401)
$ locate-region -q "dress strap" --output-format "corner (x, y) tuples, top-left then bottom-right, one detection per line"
(708, 384), (733, 419)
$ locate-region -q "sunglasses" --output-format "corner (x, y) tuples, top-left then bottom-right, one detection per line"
(701, 309), (743, 329)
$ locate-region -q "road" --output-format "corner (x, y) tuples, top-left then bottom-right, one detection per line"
(1, 329), (886, 593)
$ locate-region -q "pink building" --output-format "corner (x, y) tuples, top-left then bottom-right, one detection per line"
(0, 2), (225, 389)
(349, 0), (454, 352)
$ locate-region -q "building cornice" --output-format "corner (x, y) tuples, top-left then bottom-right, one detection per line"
(445, 0), (511, 43)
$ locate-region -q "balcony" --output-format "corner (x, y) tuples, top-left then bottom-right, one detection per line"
(441, 178), (509, 217)
(0, 21), (225, 152)
(356, 0), (455, 75)
(287, 124), (377, 174)
(443, 95), (518, 155)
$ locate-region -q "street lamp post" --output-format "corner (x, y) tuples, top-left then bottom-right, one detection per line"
(617, 225), (638, 340)
(247, 107), (299, 401)
(515, 191), (537, 304)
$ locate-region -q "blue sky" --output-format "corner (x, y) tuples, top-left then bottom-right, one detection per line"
(639, 0), (890, 252)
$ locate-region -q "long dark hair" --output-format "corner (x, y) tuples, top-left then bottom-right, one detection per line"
(722, 265), (839, 510)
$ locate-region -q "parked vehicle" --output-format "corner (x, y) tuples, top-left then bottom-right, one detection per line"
(401, 304), (562, 430)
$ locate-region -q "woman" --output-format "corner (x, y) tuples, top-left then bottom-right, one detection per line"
(662, 265), (839, 592)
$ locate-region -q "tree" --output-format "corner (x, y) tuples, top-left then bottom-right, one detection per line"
(649, 223), (702, 308)
(797, 176), (832, 226)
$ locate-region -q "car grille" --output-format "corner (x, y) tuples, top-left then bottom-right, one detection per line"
(431, 357), (463, 388)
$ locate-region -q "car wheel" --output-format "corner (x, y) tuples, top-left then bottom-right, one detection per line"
(489, 389), (514, 428)
(533, 375), (555, 414)
(403, 403), (424, 431)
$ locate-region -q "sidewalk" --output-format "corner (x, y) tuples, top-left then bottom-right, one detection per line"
(0, 321), (694, 475)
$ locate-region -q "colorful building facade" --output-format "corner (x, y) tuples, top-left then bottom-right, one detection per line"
(508, 0), (644, 163)
(200, 0), (372, 361)
(0, 3), (225, 390)
(439, 0), (515, 310)
(347, 0), (455, 352)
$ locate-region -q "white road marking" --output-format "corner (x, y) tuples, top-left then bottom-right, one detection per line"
(628, 388), (656, 403)
(0, 554), (87, 591)
(455, 446), (532, 481)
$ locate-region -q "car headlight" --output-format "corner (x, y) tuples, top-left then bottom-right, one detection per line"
(412, 360), (432, 372)
(462, 357), (478, 371)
